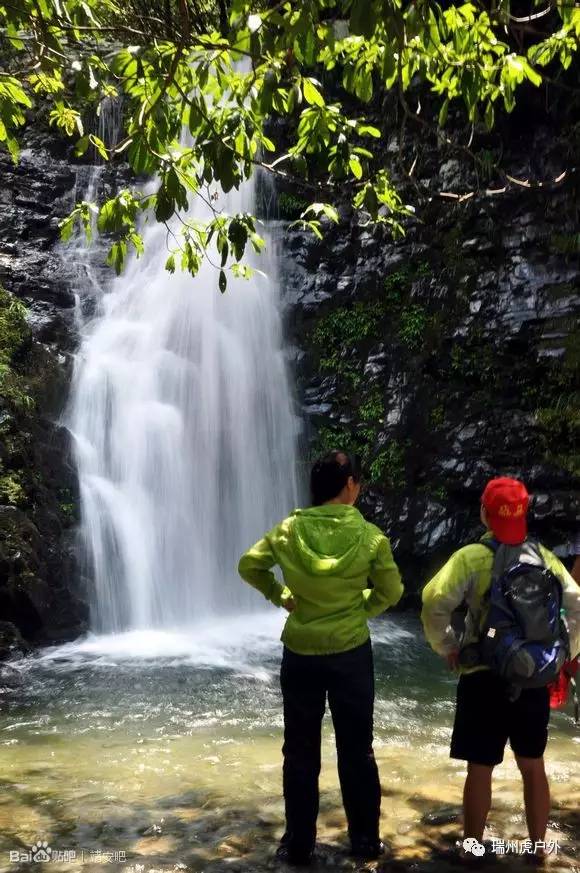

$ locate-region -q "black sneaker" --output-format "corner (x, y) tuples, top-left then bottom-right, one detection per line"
(275, 843), (315, 867)
(350, 838), (385, 860)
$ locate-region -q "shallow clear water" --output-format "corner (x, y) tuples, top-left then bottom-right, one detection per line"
(0, 614), (578, 872)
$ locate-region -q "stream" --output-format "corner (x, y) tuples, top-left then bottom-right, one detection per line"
(0, 613), (578, 873)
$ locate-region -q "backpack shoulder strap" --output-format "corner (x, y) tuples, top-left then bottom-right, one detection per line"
(517, 537), (546, 570)
(477, 539), (502, 604)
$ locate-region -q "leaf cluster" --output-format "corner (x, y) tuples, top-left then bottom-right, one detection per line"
(0, 0), (577, 286)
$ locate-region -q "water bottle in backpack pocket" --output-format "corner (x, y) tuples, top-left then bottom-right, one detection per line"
(479, 539), (570, 688)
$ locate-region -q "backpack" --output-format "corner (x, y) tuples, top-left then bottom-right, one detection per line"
(479, 538), (570, 688)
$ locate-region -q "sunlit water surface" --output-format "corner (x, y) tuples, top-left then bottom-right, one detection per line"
(0, 614), (578, 872)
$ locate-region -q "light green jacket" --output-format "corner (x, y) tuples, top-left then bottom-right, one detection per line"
(238, 504), (403, 655)
(421, 533), (580, 673)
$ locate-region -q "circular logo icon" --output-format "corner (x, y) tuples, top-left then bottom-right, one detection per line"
(462, 838), (485, 856)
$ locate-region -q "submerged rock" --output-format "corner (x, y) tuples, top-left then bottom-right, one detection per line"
(0, 620), (29, 659)
(421, 806), (462, 826)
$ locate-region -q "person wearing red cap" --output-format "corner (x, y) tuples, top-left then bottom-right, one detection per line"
(421, 477), (580, 857)
(481, 477), (530, 545)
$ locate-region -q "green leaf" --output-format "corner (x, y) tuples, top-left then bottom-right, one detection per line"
(129, 232), (144, 257)
(219, 269), (227, 293)
(303, 78), (324, 107)
(301, 202), (339, 224)
(349, 155), (363, 179)
(6, 22), (24, 50)
(353, 146), (373, 159)
(250, 232), (265, 253)
(484, 101), (495, 130)
(6, 136), (20, 163)
(350, 0), (376, 38)
(59, 214), (76, 242)
(363, 184), (379, 216)
(228, 218), (248, 261)
(128, 137), (156, 175)
(260, 135), (276, 153)
(438, 99), (449, 128)
(90, 135), (108, 161)
(107, 240), (128, 275)
(428, 8), (441, 47)
(165, 254), (176, 274)
(382, 47), (396, 84)
(287, 83), (302, 113)
(74, 135), (90, 157)
(354, 70), (373, 103)
(523, 60), (542, 87)
(357, 124), (381, 138)
(154, 187), (174, 223)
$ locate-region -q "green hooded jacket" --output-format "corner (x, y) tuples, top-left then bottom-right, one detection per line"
(238, 504), (403, 655)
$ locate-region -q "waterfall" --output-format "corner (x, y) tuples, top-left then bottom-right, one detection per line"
(67, 158), (301, 634)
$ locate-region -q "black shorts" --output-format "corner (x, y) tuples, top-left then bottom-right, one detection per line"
(450, 670), (550, 767)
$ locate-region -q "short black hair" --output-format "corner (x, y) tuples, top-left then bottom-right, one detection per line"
(310, 450), (362, 506)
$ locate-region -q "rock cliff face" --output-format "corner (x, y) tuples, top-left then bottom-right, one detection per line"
(0, 128), (89, 654)
(279, 119), (580, 595)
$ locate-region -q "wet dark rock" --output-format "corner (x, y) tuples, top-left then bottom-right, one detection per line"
(0, 661), (25, 687)
(421, 806), (462, 826)
(0, 620), (30, 659)
(282, 120), (580, 592)
(0, 127), (105, 652)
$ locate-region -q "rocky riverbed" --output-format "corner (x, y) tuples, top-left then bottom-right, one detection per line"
(0, 615), (578, 873)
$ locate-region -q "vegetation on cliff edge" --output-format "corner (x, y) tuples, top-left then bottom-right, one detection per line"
(0, 1), (578, 289)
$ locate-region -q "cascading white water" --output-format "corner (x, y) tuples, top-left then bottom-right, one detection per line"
(67, 165), (301, 634)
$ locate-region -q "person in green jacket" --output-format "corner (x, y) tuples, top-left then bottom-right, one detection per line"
(238, 450), (403, 866)
(421, 477), (580, 857)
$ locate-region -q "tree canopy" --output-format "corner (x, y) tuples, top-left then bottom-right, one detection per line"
(0, 0), (578, 286)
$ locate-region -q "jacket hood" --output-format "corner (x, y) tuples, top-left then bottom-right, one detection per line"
(290, 504), (366, 575)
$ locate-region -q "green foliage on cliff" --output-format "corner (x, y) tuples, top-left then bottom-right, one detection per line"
(0, 473), (26, 507)
(359, 390), (384, 425)
(0, 289), (67, 514)
(534, 333), (580, 479)
(536, 397), (580, 478)
(0, 287), (34, 507)
(311, 301), (383, 387)
(0, 1), (578, 287)
(0, 289), (27, 361)
(312, 423), (406, 489)
(0, 288), (33, 412)
(313, 302), (383, 351)
(369, 441), (406, 489)
(278, 192), (309, 220)
(399, 304), (428, 351)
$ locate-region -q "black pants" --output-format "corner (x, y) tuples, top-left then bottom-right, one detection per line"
(280, 639), (381, 853)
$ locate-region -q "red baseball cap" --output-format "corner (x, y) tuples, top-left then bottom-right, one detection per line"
(481, 477), (529, 545)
